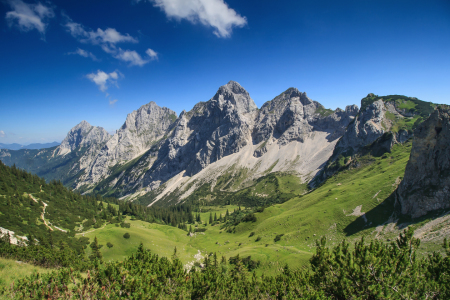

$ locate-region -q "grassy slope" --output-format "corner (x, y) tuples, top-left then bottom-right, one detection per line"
(83, 217), (198, 264)
(84, 141), (414, 275)
(0, 257), (50, 293)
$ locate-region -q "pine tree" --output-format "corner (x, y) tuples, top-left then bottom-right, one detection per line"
(47, 229), (54, 249)
(214, 213), (217, 222)
(89, 236), (103, 263)
(172, 246), (178, 261)
(209, 212), (213, 224)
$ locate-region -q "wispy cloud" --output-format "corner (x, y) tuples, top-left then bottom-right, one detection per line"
(146, 48), (158, 60)
(0, 131), (6, 138)
(86, 70), (123, 92)
(113, 48), (158, 66)
(143, 0), (246, 38)
(109, 99), (118, 106)
(68, 48), (99, 61)
(114, 49), (147, 66)
(5, 0), (55, 37)
(64, 18), (138, 45)
(63, 15), (155, 66)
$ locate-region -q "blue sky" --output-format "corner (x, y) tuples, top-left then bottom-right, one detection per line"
(0, 0), (449, 144)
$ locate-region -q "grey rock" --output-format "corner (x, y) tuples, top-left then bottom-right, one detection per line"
(335, 100), (387, 156)
(141, 81), (256, 185)
(111, 83), (358, 199)
(252, 88), (357, 152)
(310, 96), (426, 188)
(58, 120), (111, 155)
(80, 102), (177, 186)
(0, 81), (360, 201)
(397, 106), (450, 218)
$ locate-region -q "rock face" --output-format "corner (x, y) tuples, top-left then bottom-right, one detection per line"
(331, 95), (428, 159)
(142, 81), (257, 184)
(79, 102), (177, 187)
(398, 106), (450, 218)
(311, 94), (430, 187)
(101, 82), (358, 202)
(252, 88), (358, 154)
(57, 121), (111, 155)
(335, 100), (388, 156)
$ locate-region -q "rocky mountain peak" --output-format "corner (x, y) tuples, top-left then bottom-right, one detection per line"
(79, 101), (178, 186)
(212, 80), (257, 114)
(274, 88), (313, 107)
(58, 121), (111, 155)
(345, 104), (359, 115)
(122, 101), (176, 132)
(77, 120), (91, 128)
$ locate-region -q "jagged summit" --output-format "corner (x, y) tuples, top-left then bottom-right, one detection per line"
(212, 80), (257, 114)
(77, 120), (90, 128)
(58, 121), (110, 155)
(79, 101), (178, 187)
(121, 101), (176, 131)
(1, 82), (384, 205)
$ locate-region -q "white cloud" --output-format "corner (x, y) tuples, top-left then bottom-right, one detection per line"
(86, 70), (123, 92)
(5, 0), (55, 36)
(146, 48), (158, 60)
(93, 28), (138, 44)
(68, 48), (99, 61)
(109, 99), (118, 106)
(0, 131), (5, 138)
(114, 49), (149, 66)
(109, 71), (119, 80)
(148, 0), (246, 38)
(64, 16), (138, 45)
(63, 15), (156, 66)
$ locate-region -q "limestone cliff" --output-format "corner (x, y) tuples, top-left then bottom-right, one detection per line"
(311, 94), (434, 187)
(398, 106), (450, 218)
(78, 102), (177, 187)
(105, 82), (358, 203)
(0, 83), (388, 204)
(57, 120), (111, 156)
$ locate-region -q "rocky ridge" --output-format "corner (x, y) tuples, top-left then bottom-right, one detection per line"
(99, 81), (359, 203)
(1, 83), (443, 218)
(57, 120), (111, 156)
(77, 102), (177, 188)
(311, 94), (435, 187)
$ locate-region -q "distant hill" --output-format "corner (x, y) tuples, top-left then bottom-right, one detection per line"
(0, 142), (60, 150)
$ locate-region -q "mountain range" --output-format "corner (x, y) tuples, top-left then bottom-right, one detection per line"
(1, 81), (448, 219)
(0, 142), (60, 150)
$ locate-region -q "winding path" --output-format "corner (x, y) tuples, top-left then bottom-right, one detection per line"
(75, 223), (107, 236)
(29, 193), (67, 233)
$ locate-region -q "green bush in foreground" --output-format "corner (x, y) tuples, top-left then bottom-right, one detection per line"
(4, 228), (450, 299)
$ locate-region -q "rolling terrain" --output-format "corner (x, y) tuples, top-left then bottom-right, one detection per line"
(76, 139), (450, 275)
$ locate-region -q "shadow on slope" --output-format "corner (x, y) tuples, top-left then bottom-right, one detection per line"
(344, 190), (450, 238)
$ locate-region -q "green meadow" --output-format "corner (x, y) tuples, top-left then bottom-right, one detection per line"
(0, 257), (50, 296)
(82, 141), (415, 275)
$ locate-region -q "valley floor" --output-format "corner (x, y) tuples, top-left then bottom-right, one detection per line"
(82, 141), (450, 275)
